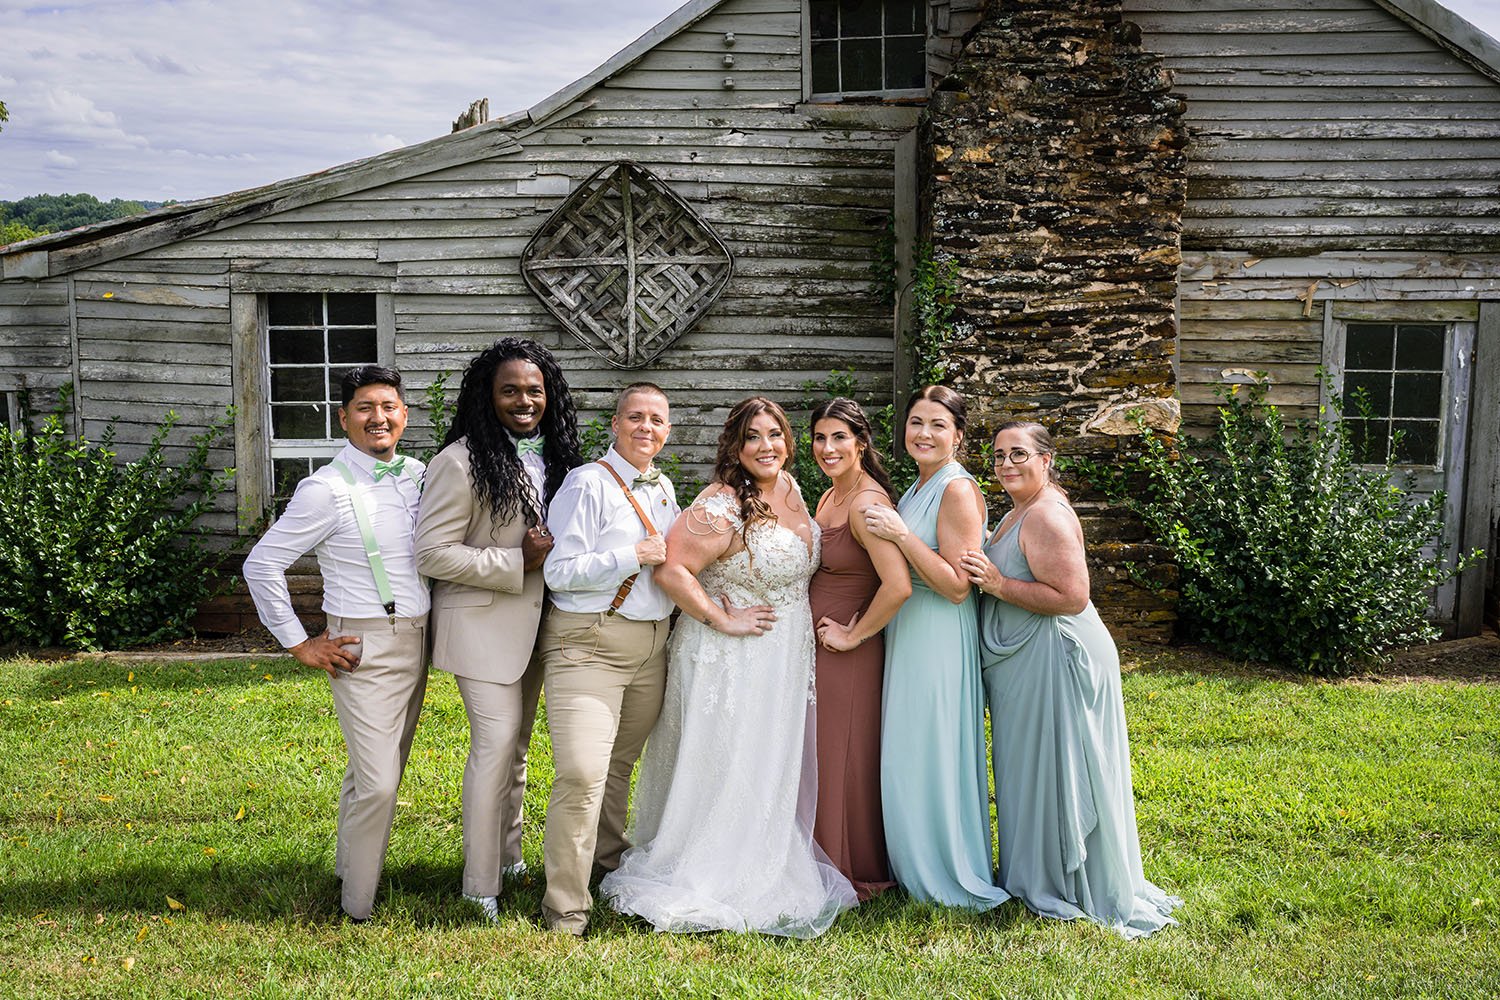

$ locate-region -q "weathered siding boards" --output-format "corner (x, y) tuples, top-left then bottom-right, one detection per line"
(0, 278), (73, 408)
(1123, 0), (1500, 254)
(69, 258), (234, 464)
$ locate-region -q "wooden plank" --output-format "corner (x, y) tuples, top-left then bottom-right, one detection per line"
(231, 291), (269, 527)
(230, 272), (395, 294)
(0, 303), (72, 325)
(76, 398), (231, 427)
(1189, 158), (1500, 181)
(72, 319), (233, 345)
(1189, 196), (1500, 219)
(1179, 298), (1326, 321)
(86, 380), (232, 406)
(72, 280), (228, 309)
(78, 339), (228, 365)
(1191, 179), (1500, 200)
(1181, 251), (1500, 280)
(266, 198), (539, 224)
(1179, 360), (1322, 386)
(1331, 300), (1480, 321)
(80, 360), (230, 385)
(1185, 276), (1500, 298)
(151, 240), (381, 260)
(1177, 339), (1323, 363)
(1179, 380), (1320, 406)
(1182, 100), (1500, 122)
(0, 280), (69, 306)
(0, 327), (72, 348)
(75, 298), (227, 322)
(80, 258), (230, 276)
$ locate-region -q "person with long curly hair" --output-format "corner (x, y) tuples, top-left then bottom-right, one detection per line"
(414, 337), (582, 921)
(601, 396), (857, 938)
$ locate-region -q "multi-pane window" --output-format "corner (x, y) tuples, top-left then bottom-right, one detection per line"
(810, 0), (926, 97)
(266, 292), (378, 507)
(1341, 322), (1447, 466)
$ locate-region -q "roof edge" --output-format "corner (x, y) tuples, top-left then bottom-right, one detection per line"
(523, 0), (730, 125)
(2, 114), (528, 274)
(1377, 0), (1500, 82)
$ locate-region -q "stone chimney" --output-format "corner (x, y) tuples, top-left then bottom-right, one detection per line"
(925, 0), (1187, 641)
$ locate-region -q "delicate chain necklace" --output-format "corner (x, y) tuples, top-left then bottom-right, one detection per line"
(826, 474), (867, 507)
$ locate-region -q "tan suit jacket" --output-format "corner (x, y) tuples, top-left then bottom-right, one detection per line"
(414, 439), (545, 684)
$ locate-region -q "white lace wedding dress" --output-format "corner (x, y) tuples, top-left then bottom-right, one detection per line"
(599, 490), (858, 937)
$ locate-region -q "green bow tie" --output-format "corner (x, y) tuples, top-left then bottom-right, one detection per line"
(371, 456), (406, 481)
(516, 436), (545, 456)
(632, 468), (662, 488)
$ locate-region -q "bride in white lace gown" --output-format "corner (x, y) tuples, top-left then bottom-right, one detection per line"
(600, 397), (858, 937)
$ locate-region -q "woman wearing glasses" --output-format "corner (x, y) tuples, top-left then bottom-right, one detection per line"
(958, 421), (1180, 938)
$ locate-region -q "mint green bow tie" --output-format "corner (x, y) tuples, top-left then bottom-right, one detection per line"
(632, 468), (662, 488)
(516, 436), (545, 456)
(372, 456), (406, 481)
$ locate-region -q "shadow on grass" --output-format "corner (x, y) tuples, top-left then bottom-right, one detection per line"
(0, 856), (544, 929)
(1, 855), (1038, 938)
(21, 655), (308, 699)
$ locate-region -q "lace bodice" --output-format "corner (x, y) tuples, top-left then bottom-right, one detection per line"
(690, 490), (820, 610)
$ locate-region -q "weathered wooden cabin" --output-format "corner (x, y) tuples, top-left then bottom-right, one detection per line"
(2, 0), (1496, 638)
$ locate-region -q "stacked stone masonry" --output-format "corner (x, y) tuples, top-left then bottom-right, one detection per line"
(925, 0), (1187, 642)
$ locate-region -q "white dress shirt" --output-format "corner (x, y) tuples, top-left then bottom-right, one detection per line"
(243, 442), (430, 648)
(543, 446), (680, 620)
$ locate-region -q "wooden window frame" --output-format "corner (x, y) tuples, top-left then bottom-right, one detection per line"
(803, 0), (929, 103)
(230, 289), (394, 529)
(0, 372), (24, 433)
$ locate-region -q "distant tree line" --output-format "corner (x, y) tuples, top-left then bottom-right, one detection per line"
(1, 193), (174, 245)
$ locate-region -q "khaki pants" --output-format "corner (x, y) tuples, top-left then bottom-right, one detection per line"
(452, 654), (543, 897)
(539, 608), (669, 933)
(325, 613), (428, 921)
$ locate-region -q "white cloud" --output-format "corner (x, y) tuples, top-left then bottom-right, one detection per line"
(367, 133), (406, 153)
(44, 150), (79, 168)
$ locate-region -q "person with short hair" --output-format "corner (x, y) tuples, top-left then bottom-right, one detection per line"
(414, 337), (582, 922)
(243, 364), (429, 922)
(537, 382), (680, 936)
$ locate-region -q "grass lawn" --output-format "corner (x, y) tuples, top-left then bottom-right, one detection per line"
(0, 646), (1496, 999)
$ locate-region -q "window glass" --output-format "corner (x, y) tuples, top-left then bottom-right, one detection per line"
(1342, 321), (1446, 467)
(810, 0), (925, 96)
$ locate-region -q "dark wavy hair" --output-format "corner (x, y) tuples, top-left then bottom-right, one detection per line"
(443, 337), (582, 526)
(713, 396), (794, 539)
(809, 397), (895, 502)
(905, 384), (968, 437)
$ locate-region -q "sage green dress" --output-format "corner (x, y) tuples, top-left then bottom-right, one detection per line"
(979, 503), (1181, 938)
(880, 462), (1010, 910)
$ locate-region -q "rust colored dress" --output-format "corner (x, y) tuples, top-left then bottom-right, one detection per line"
(809, 510), (896, 901)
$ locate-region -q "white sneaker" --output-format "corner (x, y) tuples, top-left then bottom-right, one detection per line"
(462, 893), (500, 924)
(503, 860), (528, 879)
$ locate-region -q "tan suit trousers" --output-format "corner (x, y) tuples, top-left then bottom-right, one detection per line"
(453, 652), (543, 897)
(325, 613), (428, 921)
(540, 609), (669, 933)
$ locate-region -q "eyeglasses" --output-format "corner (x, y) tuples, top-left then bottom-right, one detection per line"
(994, 448), (1037, 466)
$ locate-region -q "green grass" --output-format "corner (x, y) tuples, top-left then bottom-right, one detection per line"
(0, 651), (1496, 999)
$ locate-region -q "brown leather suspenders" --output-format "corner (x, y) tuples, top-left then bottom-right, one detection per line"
(595, 460), (660, 616)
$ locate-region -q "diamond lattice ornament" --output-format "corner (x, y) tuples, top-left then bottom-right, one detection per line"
(521, 160), (733, 369)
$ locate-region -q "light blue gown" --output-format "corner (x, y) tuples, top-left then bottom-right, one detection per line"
(880, 461), (1010, 910)
(979, 503), (1181, 938)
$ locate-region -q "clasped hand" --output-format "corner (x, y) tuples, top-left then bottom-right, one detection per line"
(817, 611), (861, 652)
(959, 549), (1004, 596)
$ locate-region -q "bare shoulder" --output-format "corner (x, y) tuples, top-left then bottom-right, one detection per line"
(1020, 494), (1083, 544)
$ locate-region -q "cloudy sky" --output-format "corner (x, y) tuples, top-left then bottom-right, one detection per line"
(2, 0), (1499, 204)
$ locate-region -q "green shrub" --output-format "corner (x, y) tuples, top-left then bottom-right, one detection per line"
(0, 395), (236, 650)
(1075, 382), (1479, 675)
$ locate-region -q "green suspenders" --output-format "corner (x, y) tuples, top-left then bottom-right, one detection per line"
(329, 459), (421, 624)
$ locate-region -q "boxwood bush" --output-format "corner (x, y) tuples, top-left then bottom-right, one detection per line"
(0, 395), (236, 650)
(1076, 382), (1479, 675)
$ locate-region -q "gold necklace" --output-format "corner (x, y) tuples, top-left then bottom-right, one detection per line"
(827, 474), (866, 507)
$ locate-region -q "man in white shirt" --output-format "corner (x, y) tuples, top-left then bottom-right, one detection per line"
(243, 364), (430, 922)
(539, 382), (680, 935)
